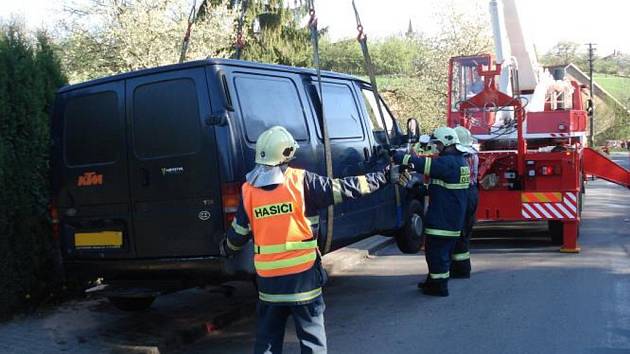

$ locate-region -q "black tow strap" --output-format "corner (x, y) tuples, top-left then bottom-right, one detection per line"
(179, 0), (197, 63)
(234, 0), (249, 59)
(352, 0), (401, 221)
(352, 0), (391, 147)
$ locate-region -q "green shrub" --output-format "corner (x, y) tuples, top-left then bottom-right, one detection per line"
(0, 24), (66, 320)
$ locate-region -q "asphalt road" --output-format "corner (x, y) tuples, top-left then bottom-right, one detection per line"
(186, 152), (630, 354)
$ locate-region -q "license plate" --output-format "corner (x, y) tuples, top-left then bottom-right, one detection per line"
(74, 231), (123, 249)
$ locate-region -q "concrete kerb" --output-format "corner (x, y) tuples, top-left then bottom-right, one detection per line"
(322, 235), (395, 276)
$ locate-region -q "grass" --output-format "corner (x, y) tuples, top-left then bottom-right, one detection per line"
(593, 73), (630, 106)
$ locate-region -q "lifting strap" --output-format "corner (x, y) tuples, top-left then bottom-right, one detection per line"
(179, 0), (198, 63)
(351, 0), (390, 147)
(234, 0), (248, 59)
(352, 0), (402, 225)
(307, 0), (335, 254)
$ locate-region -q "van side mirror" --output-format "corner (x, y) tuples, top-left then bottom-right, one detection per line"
(207, 111), (229, 126)
(406, 118), (419, 143)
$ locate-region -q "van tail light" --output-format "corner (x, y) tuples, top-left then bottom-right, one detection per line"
(221, 182), (241, 229)
(49, 203), (60, 240)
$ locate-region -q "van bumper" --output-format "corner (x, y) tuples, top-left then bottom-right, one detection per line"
(63, 256), (242, 282)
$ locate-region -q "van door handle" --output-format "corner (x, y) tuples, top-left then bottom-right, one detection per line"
(363, 147), (370, 161)
(140, 168), (150, 186)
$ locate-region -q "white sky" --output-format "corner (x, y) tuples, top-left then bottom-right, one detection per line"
(0, 0), (628, 56)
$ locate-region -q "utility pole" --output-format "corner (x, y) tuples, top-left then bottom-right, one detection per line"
(586, 43), (596, 147)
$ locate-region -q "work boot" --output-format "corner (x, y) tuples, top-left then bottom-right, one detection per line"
(421, 279), (449, 297)
(417, 276), (430, 289)
(450, 260), (471, 279)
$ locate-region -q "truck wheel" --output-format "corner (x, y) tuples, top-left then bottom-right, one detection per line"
(395, 199), (424, 254)
(108, 296), (155, 312)
(548, 221), (563, 245)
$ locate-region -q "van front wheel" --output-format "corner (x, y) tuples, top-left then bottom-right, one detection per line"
(394, 199), (424, 254)
(108, 296), (155, 312)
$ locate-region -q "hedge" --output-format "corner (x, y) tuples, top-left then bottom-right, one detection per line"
(0, 24), (67, 319)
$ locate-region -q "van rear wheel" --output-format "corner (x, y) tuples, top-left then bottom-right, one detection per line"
(394, 199), (424, 254)
(108, 296), (155, 312)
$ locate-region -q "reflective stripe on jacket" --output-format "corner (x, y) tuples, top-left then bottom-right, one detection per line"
(242, 167), (317, 278)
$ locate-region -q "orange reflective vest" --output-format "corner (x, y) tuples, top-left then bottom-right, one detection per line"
(242, 167), (318, 278)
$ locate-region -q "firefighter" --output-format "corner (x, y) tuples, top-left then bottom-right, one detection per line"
(412, 134), (434, 216)
(412, 134), (435, 156)
(451, 126), (479, 278)
(395, 126), (469, 297)
(220, 126), (393, 354)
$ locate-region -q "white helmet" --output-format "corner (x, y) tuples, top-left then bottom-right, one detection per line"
(432, 126), (468, 153)
(454, 126), (474, 147)
(432, 126), (460, 146)
(255, 126), (299, 166)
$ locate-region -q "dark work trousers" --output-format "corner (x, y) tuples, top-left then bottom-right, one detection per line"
(425, 236), (458, 282)
(452, 185), (479, 276)
(254, 296), (327, 354)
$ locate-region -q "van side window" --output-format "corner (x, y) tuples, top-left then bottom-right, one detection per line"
(322, 83), (363, 139)
(64, 91), (121, 166)
(234, 75), (308, 142)
(132, 79), (201, 159)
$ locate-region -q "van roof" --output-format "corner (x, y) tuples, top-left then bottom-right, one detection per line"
(58, 58), (369, 93)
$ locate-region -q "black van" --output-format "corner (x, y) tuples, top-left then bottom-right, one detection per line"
(51, 59), (424, 311)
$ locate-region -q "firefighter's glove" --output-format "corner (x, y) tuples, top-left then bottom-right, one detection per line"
(382, 163), (396, 184)
(399, 170), (413, 188)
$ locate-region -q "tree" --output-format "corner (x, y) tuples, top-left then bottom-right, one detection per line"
(240, 0), (314, 67)
(398, 2), (493, 132)
(540, 41), (587, 68)
(59, 0), (237, 83)
(317, 1), (493, 134)
(0, 23), (67, 319)
(320, 38), (366, 75)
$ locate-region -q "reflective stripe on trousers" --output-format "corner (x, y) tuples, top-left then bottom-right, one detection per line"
(452, 251), (470, 261)
(258, 287), (322, 303)
(429, 271), (450, 279)
(425, 228), (461, 237)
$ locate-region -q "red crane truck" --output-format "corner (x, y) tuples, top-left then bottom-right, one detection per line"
(445, 0), (629, 252)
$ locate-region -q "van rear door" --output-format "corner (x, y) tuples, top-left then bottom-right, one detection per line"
(54, 81), (134, 258)
(126, 68), (222, 258)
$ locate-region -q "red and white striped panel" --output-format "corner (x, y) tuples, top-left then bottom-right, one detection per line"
(521, 192), (578, 220)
